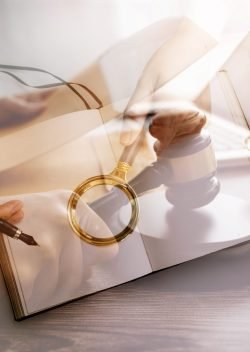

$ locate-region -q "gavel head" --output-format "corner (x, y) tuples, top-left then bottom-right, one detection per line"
(158, 130), (220, 208)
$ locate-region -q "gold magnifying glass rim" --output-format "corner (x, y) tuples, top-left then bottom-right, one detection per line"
(67, 174), (139, 246)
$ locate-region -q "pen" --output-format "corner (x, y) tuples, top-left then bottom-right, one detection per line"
(0, 218), (39, 246)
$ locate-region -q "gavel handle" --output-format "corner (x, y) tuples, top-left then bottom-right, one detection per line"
(90, 159), (168, 220)
(129, 159), (168, 193)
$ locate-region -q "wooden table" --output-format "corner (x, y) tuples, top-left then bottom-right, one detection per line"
(0, 241), (250, 352)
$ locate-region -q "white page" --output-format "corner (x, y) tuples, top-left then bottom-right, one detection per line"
(0, 108), (151, 318)
(119, 190), (250, 271)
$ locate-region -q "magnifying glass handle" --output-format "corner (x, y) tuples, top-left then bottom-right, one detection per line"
(119, 128), (147, 166)
(110, 161), (131, 182)
(111, 130), (146, 181)
(111, 114), (153, 182)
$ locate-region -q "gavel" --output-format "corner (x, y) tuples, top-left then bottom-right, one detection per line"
(90, 129), (220, 220)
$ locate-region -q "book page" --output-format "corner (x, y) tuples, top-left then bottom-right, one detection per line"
(119, 190), (250, 271)
(118, 39), (250, 271)
(0, 108), (151, 319)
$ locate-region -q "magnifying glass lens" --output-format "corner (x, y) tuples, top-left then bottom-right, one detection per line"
(75, 183), (132, 237)
(68, 174), (139, 246)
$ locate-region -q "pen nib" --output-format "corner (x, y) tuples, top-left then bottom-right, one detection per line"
(19, 233), (39, 246)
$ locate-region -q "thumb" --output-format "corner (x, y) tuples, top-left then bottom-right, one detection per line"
(0, 200), (23, 220)
(120, 101), (153, 146)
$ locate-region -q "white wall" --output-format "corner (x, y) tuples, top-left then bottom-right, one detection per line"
(0, 0), (249, 96)
(0, 1), (185, 76)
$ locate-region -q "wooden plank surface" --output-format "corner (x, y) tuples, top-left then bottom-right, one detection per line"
(0, 242), (250, 352)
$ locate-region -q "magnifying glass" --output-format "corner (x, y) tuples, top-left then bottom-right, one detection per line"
(67, 117), (150, 246)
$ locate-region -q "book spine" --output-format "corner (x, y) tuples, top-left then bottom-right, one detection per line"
(0, 235), (25, 320)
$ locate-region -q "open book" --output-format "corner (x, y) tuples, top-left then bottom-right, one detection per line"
(0, 97), (250, 320)
(1, 30), (250, 320)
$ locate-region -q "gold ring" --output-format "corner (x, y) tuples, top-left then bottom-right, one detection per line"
(67, 171), (139, 246)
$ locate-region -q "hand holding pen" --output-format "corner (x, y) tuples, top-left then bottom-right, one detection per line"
(0, 200), (39, 246)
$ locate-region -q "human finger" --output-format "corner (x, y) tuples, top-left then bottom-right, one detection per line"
(0, 200), (23, 221)
(152, 111), (206, 154)
(174, 111), (206, 138)
(151, 107), (200, 126)
(8, 209), (24, 224)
